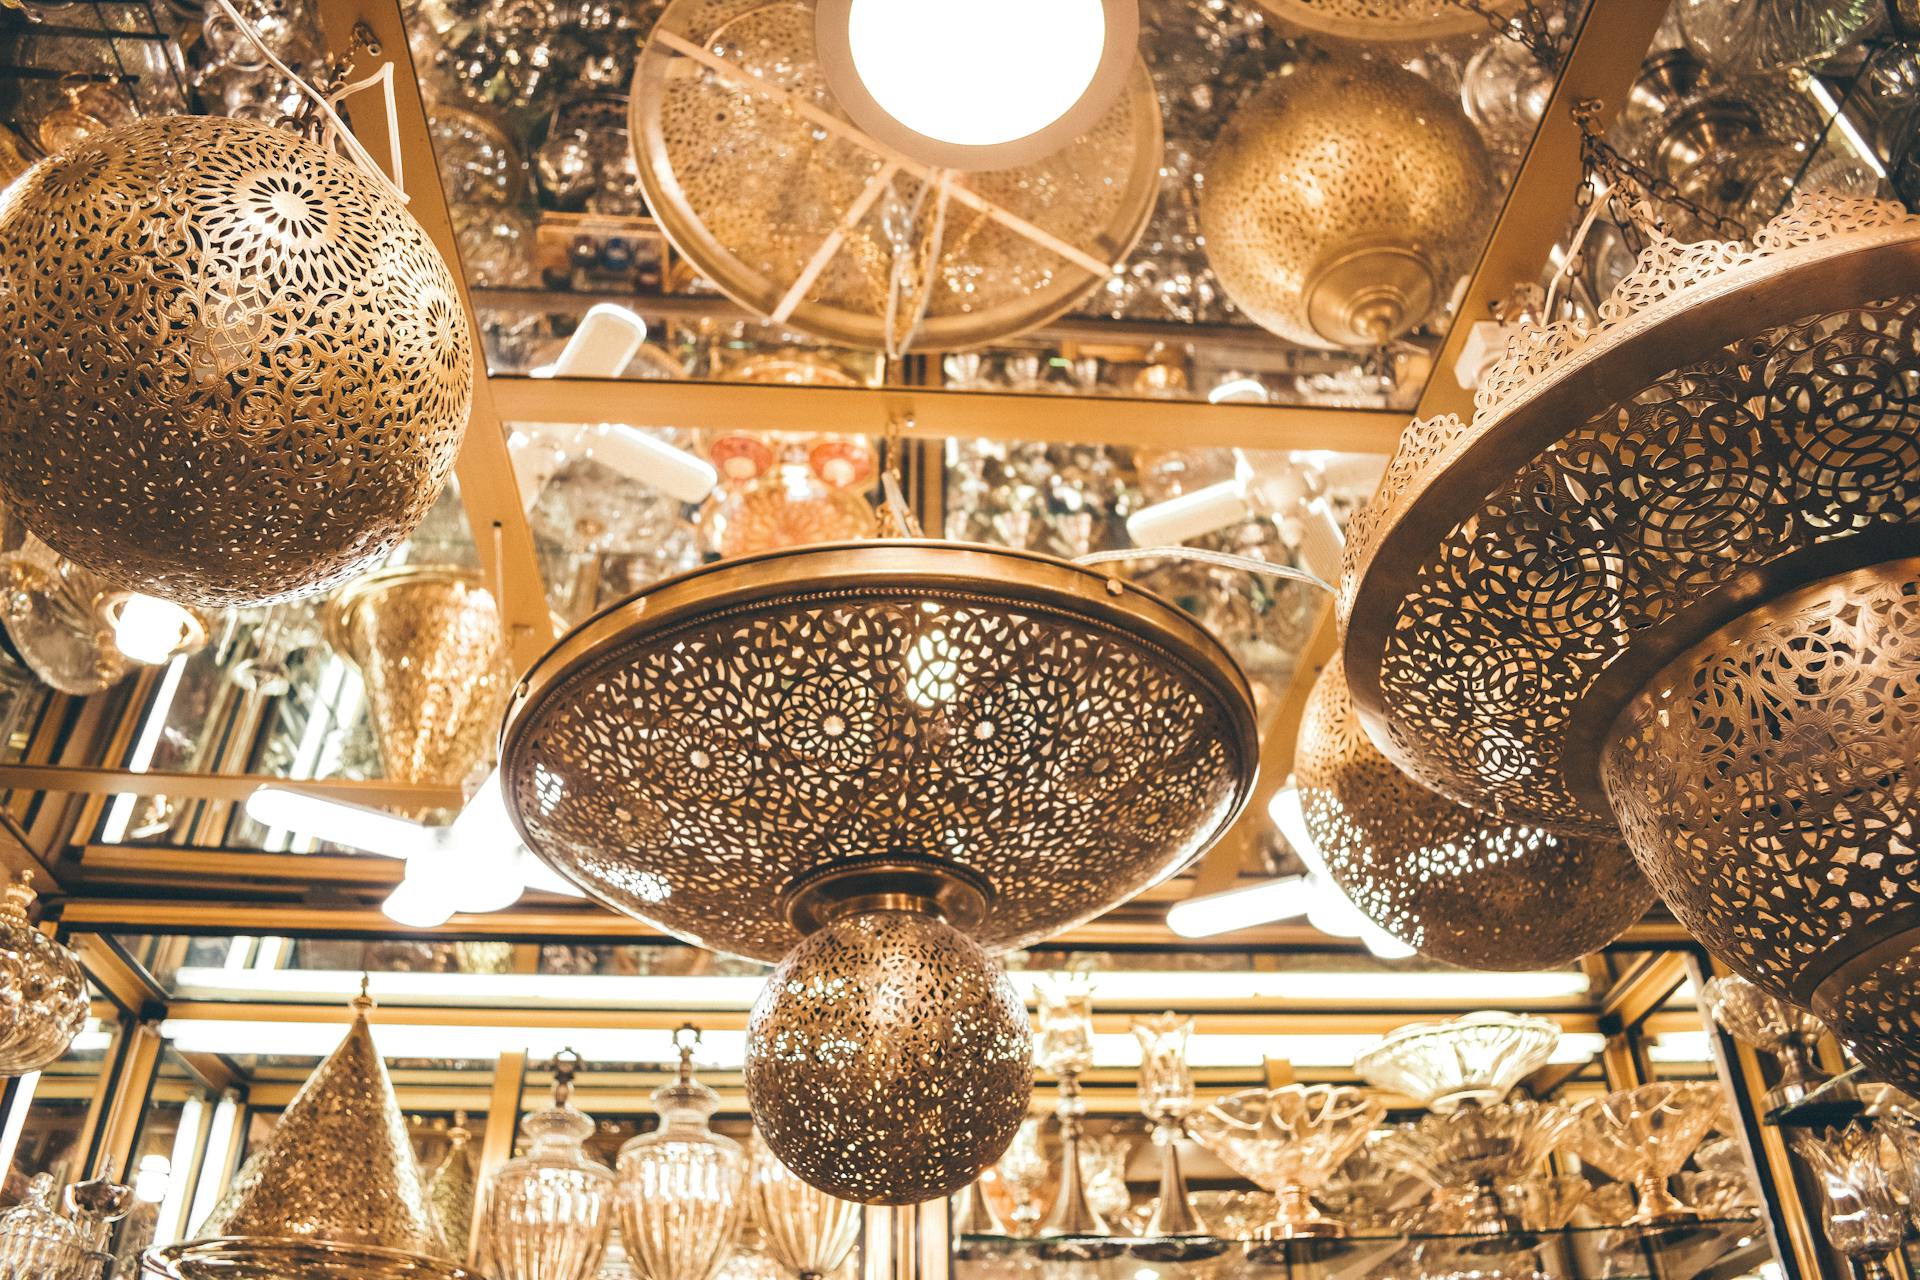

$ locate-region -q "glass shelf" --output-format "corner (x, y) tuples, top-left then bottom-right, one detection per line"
(1764, 1066), (1919, 1129)
(958, 1218), (1769, 1280)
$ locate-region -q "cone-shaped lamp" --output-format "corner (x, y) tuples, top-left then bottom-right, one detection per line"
(143, 985), (480, 1279)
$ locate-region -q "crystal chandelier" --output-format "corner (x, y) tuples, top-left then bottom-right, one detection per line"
(503, 541), (1258, 1204)
(0, 115), (470, 607)
(615, 1026), (746, 1280)
(1341, 178), (1920, 1095)
(480, 1051), (617, 1280)
(0, 872), (89, 1077)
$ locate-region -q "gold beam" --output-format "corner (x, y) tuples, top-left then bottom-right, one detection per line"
(472, 1050), (526, 1260)
(1599, 950), (1691, 1031)
(492, 376), (1407, 453)
(69, 934), (164, 1014)
(0, 765), (461, 809)
(312, 0), (554, 673)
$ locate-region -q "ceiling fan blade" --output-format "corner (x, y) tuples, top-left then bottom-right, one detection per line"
(244, 786), (438, 860)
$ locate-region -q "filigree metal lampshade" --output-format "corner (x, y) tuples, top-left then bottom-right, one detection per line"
(0, 116), (472, 607)
(0, 873), (89, 1078)
(1253, 0), (1517, 40)
(1297, 654), (1653, 969)
(1340, 191), (1920, 1093)
(629, 0), (1161, 351)
(326, 566), (513, 791)
(144, 991), (474, 1280)
(1354, 1012), (1560, 1113)
(426, 1117), (479, 1264)
(504, 541), (1258, 1204)
(1199, 52), (1493, 350)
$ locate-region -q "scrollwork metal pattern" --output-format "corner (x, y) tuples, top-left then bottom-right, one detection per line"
(745, 909), (1032, 1205)
(1342, 193), (1920, 832)
(1297, 654), (1653, 970)
(1602, 563), (1920, 1094)
(0, 116), (471, 607)
(1254, 0), (1517, 40)
(503, 548), (1256, 962)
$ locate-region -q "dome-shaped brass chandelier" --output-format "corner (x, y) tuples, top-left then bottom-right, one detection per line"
(503, 541), (1258, 1203)
(627, 0), (1162, 352)
(1341, 189), (1920, 1092)
(1296, 653), (1655, 970)
(1254, 0), (1518, 41)
(1199, 52), (1494, 350)
(0, 115), (472, 608)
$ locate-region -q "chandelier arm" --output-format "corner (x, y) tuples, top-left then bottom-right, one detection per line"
(1074, 546), (1334, 595)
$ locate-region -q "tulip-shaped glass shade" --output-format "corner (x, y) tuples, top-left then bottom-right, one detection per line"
(618, 1027), (746, 1280)
(482, 1055), (617, 1280)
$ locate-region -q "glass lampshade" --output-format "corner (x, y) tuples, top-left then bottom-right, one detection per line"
(616, 1026), (746, 1280)
(481, 1054), (617, 1280)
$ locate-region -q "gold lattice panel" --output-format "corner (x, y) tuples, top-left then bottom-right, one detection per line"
(0, 116), (470, 607)
(1604, 563), (1920, 1094)
(501, 542), (1258, 961)
(629, 0), (1161, 351)
(1297, 654), (1652, 971)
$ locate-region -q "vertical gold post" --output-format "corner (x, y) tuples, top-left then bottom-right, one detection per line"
(470, 1050), (527, 1262)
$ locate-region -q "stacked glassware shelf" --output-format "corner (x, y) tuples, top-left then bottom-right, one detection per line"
(958, 1219), (1770, 1280)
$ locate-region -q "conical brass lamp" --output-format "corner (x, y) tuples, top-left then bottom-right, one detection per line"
(503, 540), (1258, 1205)
(143, 986), (479, 1279)
(326, 565), (514, 792)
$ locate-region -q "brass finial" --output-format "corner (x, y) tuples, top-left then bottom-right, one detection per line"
(553, 1048), (582, 1107)
(353, 973), (375, 1016)
(672, 1022), (701, 1084)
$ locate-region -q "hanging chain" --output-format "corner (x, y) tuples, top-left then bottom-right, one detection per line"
(1571, 98), (1750, 242)
(296, 21), (379, 132)
(1445, 0), (1564, 68)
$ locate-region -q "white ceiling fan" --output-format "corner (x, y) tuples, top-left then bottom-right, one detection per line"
(245, 769), (587, 929)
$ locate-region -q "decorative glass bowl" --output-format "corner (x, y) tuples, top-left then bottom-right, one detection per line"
(1496, 1174), (1589, 1233)
(1371, 1101), (1574, 1233)
(1566, 1083), (1723, 1227)
(1700, 975), (1829, 1108)
(1188, 1085), (1384, 1239)
(1354, 1013), (1561, 1112)
(1790, 1124), (1910, 1280)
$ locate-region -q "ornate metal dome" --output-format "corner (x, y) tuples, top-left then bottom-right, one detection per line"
(628, 0), (1161, 351)
(1296, 653), (1654, 970)
(1199, 52), (1493, 349)
(503, 540), (1258, 1201)
(1255, 0), (1518, 41)
(0, 116), (471, 608)
(1341, 190), (1920, 1092)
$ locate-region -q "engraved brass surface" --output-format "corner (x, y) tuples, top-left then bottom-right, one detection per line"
(1343, 193), (1920, 834)
(1603, 561), (1920, 1095)
(1199, 52), (1493, 349)
(630, 0), (1162, 351)
(326, 566), (513, 791)
(0, 116), (472, 608)
(1297, 653), (1653, 970)
(746, 909), (1032, 1206)
(500, 541), (1259, 962)
(1255, 0), (1517, 40)
(143, 1238), (482, 1279)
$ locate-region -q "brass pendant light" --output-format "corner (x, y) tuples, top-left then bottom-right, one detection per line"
(1255, 0), (1518, 40)
(1341, 186), (1920, 1093)
(502, 540), (1259, 1204)
(144, 986), (478, 1279)
(0, 115), (472, 608)
(1295, 652), (1654, 969)
(627, 0), (1161, 352)
(1200, 52), (1494, 350)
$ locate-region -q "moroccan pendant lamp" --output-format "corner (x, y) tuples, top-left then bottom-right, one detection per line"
(1253, 0), (1520, 41)
(502, 540), (1259, 1204)
(144, 986), (478, 1278)
(1295, 652), (1655, 969)
(1340, 166), (1920, 1093)
(627, 0), (1161, 352)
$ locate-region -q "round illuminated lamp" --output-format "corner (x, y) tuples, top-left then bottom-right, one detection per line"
(629, 0), (1161, 351)
(814, 0), (1140, 171)
(1339, 191), (1920, 1092)
(501, 540), (1259, 1203)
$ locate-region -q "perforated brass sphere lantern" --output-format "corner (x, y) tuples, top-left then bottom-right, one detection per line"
(1341, 192), (1920, 1093)
(1296, 653), (1654, 970)
(0, 116), (472, 608)
(1199, 53), (1493, 350)
(503, 541), (1258, 1202)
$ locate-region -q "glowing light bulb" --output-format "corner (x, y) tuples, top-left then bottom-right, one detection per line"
(110, 594), (199, 664)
